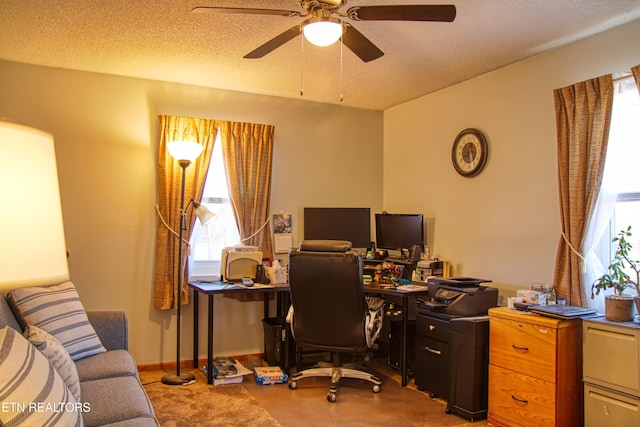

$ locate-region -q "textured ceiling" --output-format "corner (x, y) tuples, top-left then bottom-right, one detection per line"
(1, 1), (640, 110)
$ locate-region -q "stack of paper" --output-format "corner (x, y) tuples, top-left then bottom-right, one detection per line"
(204, 357), (252, 385)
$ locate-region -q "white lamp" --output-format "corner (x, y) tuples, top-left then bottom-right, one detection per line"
(166, 141), (204, 163)
(0, 120), (69, 291)
(193, 202), (215, 225)
(303, 17), (344, 47)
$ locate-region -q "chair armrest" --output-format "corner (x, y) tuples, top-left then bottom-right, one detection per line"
(86, 310), (129, 351)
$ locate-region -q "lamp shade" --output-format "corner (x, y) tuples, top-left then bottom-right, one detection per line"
(194, 202), (215, 225)
(0, 120), (69, 290)
(303, 18), (343, 47)
(167, 141), (204, 162)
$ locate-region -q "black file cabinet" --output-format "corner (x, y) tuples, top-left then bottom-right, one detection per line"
(414, 311), (489, 422)
(414, 313), (451, 398)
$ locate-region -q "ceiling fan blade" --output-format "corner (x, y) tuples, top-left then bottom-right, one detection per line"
(342, 24), (384, 63)
(192, 7), (303, 18)
(244, 26), (301, 59)
(346, 5), (456, 22)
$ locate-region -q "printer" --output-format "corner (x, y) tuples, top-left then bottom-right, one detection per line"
(419, 277), (498, 317)
(220, 246), (262, 282)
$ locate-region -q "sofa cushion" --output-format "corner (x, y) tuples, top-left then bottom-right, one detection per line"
(75, 349), (138, 382)
(24, 324), (82, 402)
(0, 326), (83, 427)
(0, 295), (22, 331)
(8, 281), (107, 361)
(80, 376), (155, 427)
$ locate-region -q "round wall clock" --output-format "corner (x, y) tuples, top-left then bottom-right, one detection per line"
(451, 128), (489, 177)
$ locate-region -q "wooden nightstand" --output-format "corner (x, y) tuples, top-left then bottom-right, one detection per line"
(487, 307), (583, 426)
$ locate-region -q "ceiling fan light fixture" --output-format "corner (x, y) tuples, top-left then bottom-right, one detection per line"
(302, 18), (343, 47)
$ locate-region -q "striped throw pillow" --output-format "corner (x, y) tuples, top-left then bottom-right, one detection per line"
(0, 326), (83, 427)
(8, 281), (106, 361)
(25, 325), (82, 402)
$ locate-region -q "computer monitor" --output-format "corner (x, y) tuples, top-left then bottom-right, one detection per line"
(375, 213), (425, 253)
(303, 207), (371, 249)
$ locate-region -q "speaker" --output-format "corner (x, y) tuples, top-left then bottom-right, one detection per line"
(410, 245), (421, 262)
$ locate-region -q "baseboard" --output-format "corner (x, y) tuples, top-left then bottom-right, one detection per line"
(137, 353), (265, 372)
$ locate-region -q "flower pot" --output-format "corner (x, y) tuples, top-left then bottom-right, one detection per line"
(605, 295), (634, 322)
(635, 296), (640, 318)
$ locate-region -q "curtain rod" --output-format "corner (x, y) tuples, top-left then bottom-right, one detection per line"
(613, 74), (633, 83)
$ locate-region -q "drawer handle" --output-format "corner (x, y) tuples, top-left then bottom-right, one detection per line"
(511, 395), (528, 404)
(512, 344), (529, 352)
(423, 346), (441, 355)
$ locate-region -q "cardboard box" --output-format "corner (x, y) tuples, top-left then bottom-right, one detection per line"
(516, 289), (547, 305)
(254, 366), (288, 385)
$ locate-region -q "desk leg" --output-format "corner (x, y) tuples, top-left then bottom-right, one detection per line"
(263, 295), (269, 356)
(207, 294), (214, 385)
(193, 290), (199, 369)
(401, 295), (409, 387)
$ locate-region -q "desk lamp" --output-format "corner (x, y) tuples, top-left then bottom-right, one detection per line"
(161, 140), (211, 386)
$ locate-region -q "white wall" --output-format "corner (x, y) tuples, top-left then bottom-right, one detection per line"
(0, 62), (383, 364)
(383, 18), (640, 303)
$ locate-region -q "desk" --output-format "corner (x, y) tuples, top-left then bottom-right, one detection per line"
(189, 281), (428, 387)
(363, 283), (430, 387)
(189, 281), (290, 385)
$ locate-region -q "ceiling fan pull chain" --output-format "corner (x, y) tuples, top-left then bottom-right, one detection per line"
(339, 32), (344, 102)
(300, 32), (305, 97)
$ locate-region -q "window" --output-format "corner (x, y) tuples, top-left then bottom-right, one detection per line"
(588, 75), (640, 307)
(188, 134), (240, 280)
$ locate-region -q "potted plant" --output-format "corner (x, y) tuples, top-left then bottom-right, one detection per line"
(591, 226), (640, 321)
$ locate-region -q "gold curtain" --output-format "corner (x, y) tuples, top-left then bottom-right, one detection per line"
(633, 64), (640, 91)
(219, 122), (275, 302)
(552, 75), (613, 306)
(219, 121), (275, 257)
(153, 115), (217, 310)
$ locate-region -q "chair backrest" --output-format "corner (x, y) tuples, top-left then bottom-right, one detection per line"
(288, 240), (368, 352)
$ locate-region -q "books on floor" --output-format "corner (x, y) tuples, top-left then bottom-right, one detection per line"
(254, 366), (288, 385)
(204, 357), (252, 385)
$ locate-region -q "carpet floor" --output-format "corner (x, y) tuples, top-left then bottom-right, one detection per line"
(141, 360), (488, 427)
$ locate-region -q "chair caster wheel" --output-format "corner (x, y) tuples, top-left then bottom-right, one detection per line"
(429, 392), (438, 398)
(445, 409), (452, 414)
(288, 380), (298, 390)
(372, 384), (381, 393)
(327, 392), (337, 402)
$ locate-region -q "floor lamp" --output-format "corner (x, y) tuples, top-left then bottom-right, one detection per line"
(161, 140), (206, 386)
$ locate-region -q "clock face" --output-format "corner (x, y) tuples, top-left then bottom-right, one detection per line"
(452, 128), (488, 177)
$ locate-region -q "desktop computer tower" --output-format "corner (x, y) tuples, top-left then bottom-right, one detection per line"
(382, 303), (416, 372)
(446, 316), (490, 422)
(262, 317), (296, 371)
(388, 320), (416, 371)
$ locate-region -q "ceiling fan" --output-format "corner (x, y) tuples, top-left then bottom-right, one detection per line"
(192, 1), (456, 62)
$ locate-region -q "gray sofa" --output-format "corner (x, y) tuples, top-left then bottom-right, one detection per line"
(0, 294), (158, 426)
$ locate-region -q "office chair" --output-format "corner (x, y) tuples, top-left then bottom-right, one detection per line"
(286, 240), (384, 402)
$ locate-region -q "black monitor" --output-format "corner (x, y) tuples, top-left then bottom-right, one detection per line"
(375, 213), (425, 253)
(303, 208), (371, 249)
